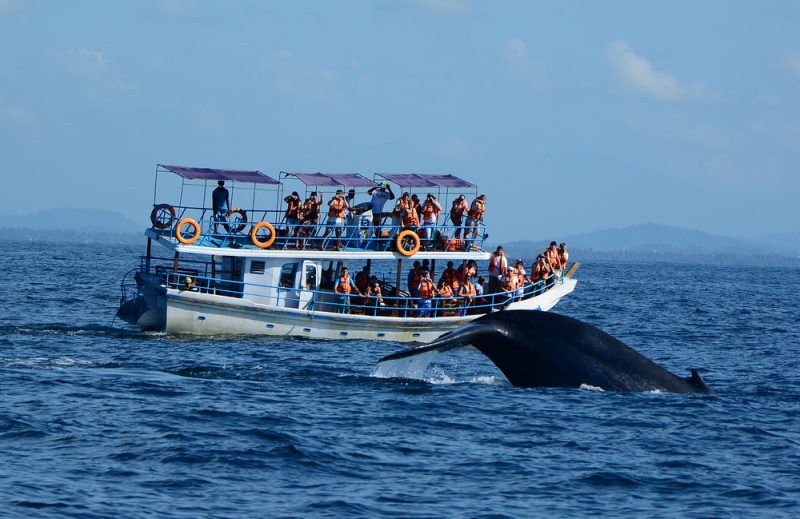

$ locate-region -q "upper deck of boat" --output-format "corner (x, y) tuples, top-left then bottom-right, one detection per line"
(146, 164), (491, 261)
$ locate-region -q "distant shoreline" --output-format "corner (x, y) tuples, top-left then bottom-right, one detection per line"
(2, 228), (798, 267)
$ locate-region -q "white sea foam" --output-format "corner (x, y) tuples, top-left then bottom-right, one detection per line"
(579, 384), (605, 392)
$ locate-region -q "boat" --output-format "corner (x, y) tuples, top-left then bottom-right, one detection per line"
(116, 164), (578, 343)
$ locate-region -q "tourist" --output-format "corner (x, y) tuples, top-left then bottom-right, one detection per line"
(367, 181), (395, 239)
(439, 260), (460, 293)
(365, 277), (386, 315)
(416, 270), (439, 317)
(459, 274), (476, 315)
(546, 241), (561, 271)
(463, 194), (486, 250)
(283, 191), (302, 244)
(407, 260), (422, 297)
(212, 180), (231, 233)
(513, 259), (527, 300)
(321, 189), (349, 250)
(487, 246), (508, 304)
(449, 194), (468, 238)
(335, 266), (361, 314)
(558, 242), (569, 270)
(420, 194), (442, 250)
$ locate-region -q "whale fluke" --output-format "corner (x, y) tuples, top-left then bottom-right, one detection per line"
(378, 310), (710, 393)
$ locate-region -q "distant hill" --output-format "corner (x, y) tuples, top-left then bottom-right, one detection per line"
(498, 223), (800, 266)
(0, 208), (143, 233)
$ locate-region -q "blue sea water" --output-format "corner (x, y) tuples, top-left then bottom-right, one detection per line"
(1, 241), (799, 517)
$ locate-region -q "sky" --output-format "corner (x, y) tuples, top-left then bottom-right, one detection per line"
(1, 0), (798, 243)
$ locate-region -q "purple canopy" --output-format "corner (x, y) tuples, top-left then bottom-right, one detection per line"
(283, 172), (376, 188)
(377, 173), (475, 189)
(159, 164), (279, 185)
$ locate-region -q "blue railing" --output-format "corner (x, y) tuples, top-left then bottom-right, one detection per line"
(149, 203), (487, 253)
(164, 270), (563, 318)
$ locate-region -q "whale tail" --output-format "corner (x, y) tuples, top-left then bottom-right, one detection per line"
(378, 310), (712, 393)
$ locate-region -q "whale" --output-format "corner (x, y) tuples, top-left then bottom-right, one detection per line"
(378, 310), (710, 393)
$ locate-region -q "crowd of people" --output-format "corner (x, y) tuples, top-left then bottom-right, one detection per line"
(272, 183), (488, 251)
(330, 241), (569, 316)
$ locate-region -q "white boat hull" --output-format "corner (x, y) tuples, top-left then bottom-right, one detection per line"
(161, 277), (577, 343)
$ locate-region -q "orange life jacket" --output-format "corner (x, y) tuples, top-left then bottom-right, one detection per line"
(442, 268), (459, 291)
(418, 279), (435, 299)
(439, 285), (453, 298)
(450, 199), (467, 219)
(402, 207), (419, 227)
(559, 249), (569, 267)
(328, 197), (346, 218)
(303, 198), (319, 220)
(422, 200), (439, 220)
(547, 248), (560, 269)
(460, 281), (476, 298)
(503, 275), (518, 292)
(285, 198), (302, 219)
(335, 274), (352, 294)
(489, 253), (508, 275)
(467, 199), (485, 219)
(516, 267), (526, 285)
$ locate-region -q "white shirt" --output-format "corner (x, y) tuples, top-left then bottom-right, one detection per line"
(371, 189), (391, 214)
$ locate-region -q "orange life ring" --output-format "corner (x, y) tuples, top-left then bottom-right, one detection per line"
(175, 217), (201, 245)
(396, 229), (421, 257)
(229, 208), (248, 233)
(251, 221), (276, 248)
(150, 203), (176, 229)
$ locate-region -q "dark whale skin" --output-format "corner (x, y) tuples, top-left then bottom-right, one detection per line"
(379, 310), (710, 393)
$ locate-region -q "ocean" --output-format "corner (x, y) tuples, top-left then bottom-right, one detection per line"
(1, 241), (798, 517)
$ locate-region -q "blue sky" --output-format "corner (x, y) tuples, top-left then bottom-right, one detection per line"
(1, 0), (798, 242)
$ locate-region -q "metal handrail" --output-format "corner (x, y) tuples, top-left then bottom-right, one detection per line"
(153, 206), (487, 253)
(164, 270), (562, 318)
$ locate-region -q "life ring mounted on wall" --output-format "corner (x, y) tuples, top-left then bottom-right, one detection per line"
(175, 217), (201, 245)
(228, 208), (248, 233)
(150, 203), (176, 229)
(395, 229), (421, 257)
(250, 221), (276, 249)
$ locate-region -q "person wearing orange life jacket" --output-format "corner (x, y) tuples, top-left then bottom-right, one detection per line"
(407, 260), (422, 297)
(297, 191), (323, 249)
(458, 274), (477, 316)
(501, 268), (519, 306)
(463, 194), (486, 251)
(439, 260), (460, 293)
(283, 191), (303, 246)
(321, 190), (350, 250)
(450, 194), (468, 238)
(545, 241), (561, 271)
(335, 266), (362, 314)
(364, 276), (386, 315)
(396, 192), (419, 229)
(558, 242), (569, 270)
(420, 193), (442, 250)
(513, 259), (527, 300)
(416, 270), (440, 317)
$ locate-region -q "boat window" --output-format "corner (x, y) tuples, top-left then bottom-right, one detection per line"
(279, 262), (298, 288)
(305, 264), (317, 290)
(250, 260), (265, 274)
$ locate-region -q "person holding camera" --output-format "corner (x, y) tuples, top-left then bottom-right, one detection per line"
(420, 193), (442, 250)
(367, 181), (395, 240)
